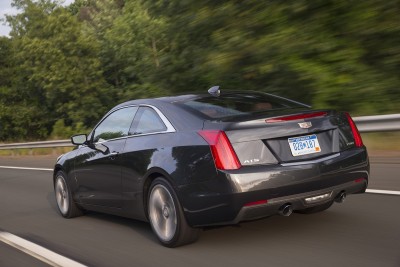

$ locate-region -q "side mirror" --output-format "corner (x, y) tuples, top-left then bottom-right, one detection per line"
(71, 134), (88, 145)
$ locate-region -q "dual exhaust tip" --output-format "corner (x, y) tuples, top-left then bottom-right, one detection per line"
(335, 191), (346, 203)
(278, 204), (293, 217)
(278, 191), (347, 217)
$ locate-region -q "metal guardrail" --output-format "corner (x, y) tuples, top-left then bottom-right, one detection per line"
(0, 140), (72, 150)
(353, 114), (400, 133)
(0, 114), (399, 150)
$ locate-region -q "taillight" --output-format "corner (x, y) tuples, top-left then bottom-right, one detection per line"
(198, 130), (241, 170)
(345, 112), (363, 147)
(266, 111), (327, 123)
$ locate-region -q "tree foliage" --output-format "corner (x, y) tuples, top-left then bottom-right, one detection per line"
(0, 0), (399, 141)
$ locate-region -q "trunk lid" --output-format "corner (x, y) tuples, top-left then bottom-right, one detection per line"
(205, 110), (355, 165)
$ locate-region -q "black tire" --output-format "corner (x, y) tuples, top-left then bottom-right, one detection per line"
(295, 201), (334, 214)
(147, 177), (200, 247)
(54, 171), (83, 218)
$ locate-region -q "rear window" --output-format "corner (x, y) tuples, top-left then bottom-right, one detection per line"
(181, 92), (308, 120)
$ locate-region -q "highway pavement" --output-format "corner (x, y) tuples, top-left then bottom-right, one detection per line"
(0, 156), (399, 267)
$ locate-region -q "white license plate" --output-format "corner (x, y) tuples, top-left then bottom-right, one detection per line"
(288, 134), (321, 157)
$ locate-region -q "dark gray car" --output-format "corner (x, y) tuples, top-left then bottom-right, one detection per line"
(54, 90), (369, 247)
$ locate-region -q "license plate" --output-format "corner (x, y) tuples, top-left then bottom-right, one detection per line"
(288, 134), (321, 157)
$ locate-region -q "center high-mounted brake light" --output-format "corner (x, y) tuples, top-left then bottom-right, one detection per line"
(198, 130), (241, 170)
(345, 112), (363, 147)
(266, 111), (328, 123)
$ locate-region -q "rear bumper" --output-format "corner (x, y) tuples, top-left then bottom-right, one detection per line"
(178, 147), (369, 227)
(230, 179), (366, 225)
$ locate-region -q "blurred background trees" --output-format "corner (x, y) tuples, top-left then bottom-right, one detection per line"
(0, 0), (399, 141)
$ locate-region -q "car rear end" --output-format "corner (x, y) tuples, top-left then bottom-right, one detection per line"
(173, 92), (369, 226)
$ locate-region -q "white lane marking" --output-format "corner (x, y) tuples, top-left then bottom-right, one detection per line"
(0, 166), (52, 171)
(366, 189), (400, 196)
(0, 231), (86, 267)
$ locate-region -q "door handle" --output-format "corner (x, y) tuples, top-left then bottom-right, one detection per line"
(109, 151), (119, 160)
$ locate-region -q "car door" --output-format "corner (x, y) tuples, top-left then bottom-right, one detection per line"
(74, 106), (138, 208)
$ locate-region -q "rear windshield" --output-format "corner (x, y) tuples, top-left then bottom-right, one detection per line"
(180, 92), (308, 120)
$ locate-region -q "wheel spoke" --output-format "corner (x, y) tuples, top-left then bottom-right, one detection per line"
(153, 188), (164, 210)
(158, 187), (168, 204)
(158, 214), (166, 233)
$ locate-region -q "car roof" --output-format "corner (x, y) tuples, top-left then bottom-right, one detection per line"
(114, 90), (309, 110)
(113, 93), (204, 108)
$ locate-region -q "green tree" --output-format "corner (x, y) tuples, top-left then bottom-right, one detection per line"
(0, 36), (49, 140)
(142, 0), (400, 114)
(5, 0), (111, 140)
(69, 0), (167, 101)
(1, 0), (399, 142)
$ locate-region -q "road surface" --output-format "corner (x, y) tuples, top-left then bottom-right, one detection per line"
(0, 156), (399, 267)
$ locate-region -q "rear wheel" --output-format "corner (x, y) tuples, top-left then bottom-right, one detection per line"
(296, 201), (333, 214)
(148, 178), (200, 247)
(54, 171), (83, 218)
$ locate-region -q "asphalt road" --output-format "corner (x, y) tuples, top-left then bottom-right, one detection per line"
(0, 156), (399, 267)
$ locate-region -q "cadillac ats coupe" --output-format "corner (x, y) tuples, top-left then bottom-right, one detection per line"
(54, 88), (369, 247)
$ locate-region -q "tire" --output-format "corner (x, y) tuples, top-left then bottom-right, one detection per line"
(148, 178), (200, 247)
(54, 171), (83, 218)
(295, 201), (334, 214)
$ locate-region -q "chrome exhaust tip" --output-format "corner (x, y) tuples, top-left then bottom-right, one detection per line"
(279, 204), (293, 217)
(335, 192), (346, 203)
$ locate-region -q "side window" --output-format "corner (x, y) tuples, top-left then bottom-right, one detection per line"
(131, 107), (167, 135)
(93, 106), (138, 142)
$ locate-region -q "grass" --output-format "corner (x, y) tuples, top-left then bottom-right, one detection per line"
(361, 132), (400, 156)
(0, 147), (74, 157)
(0, 133), (398, 157)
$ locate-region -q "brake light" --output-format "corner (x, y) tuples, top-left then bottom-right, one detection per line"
(345, 112), (363, 147)
(266, 111), (327, 123)
(198, 130), (241, 170)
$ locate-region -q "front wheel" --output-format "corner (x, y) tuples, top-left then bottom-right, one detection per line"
(54, 171), (83, 218)
(148, 178), (200, 247)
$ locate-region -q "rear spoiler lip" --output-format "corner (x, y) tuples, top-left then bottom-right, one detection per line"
(265, 111), (329, 123)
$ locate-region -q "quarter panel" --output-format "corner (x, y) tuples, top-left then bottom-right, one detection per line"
(120, 131), (216, 219)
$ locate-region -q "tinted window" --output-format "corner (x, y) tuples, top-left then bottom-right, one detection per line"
(181, 93), (307, 119)
(93, 106), (138, 142)
(132, 107), (167, 134)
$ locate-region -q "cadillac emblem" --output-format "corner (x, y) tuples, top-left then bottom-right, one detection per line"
(298, 122), (312, 129)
